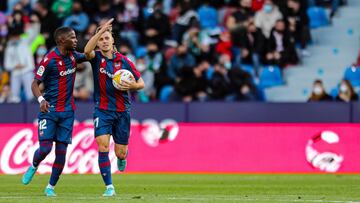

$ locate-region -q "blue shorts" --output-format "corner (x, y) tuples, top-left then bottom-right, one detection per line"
(93, 108), (131, 145)
(37, 111), (75, 144)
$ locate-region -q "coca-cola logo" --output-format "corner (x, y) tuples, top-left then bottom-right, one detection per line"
(305, 130), (344, 173)
(0, 119), (180, 174)
(139, 119), (179, 147)
(0, 127), (117, 174)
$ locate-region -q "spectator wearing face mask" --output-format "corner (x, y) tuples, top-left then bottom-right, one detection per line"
(207, 58), (230, 101)
(254, 0), (283, 39)
(265, 19), (298, 68)
(63, 0), (89, 33)
(239, 19), (266, 75)
(227, 66), (258, 101)
(135, 57), (152, 102)
(283, 0), (311, 57)
(335, 79), (358, 102)
(307, 79), (332, 102)
(35, 45), (47, 66)
(168, 43), (196, 81)
(118, 42), (135, 63)
(4, 29), (35, 102)
(182, 23), (211, 62)
(144, 1), (171, 49)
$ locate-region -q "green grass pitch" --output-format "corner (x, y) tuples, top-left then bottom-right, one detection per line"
(0, 174), (359, 202)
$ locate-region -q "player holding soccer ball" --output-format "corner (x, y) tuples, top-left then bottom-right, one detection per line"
(84, 18), (144, 196)
(22, 27), (88, 196)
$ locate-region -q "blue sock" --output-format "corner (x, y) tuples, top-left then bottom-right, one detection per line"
(32, 141), (53, 167)
(98, 151), (112, 186)
(49, 142), (67, 186)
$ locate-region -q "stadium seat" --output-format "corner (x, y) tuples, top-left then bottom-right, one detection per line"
(240, 64), (256, 79)
(159, 85), (174, 102)
(343, 66), (360, 86)
(256, 86), (266, 101)
(259, 65), (284, 89)
(135, 46), (147, 58)
(330, 87), (338, 99)
(307, 6), (329, 29)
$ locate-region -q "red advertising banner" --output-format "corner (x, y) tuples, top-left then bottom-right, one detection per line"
(0, 122), (360, 174)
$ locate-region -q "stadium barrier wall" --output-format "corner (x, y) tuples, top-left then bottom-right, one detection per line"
(0, 102), (356, 123)
(0, 123), (359, 174)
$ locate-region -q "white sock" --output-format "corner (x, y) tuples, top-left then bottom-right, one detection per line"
(106, 184), (114, 189)
(31, 164), (37, 169)
(47, 184), (55, 189)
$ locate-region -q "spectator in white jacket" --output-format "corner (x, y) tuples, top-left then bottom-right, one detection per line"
(4, 29), (35, 102)
(254, 0), (283, 39)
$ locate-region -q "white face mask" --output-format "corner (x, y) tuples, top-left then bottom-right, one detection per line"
(126, 3), (136, 11)
(137, 63), (146, 72)
(340, 84), (348, 93)
(313, 86), (323, 95)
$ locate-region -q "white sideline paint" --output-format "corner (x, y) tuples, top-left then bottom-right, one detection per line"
(0, 196), (359, 203)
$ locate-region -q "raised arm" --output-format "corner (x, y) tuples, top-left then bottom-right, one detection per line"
(84, 18), (114, 60)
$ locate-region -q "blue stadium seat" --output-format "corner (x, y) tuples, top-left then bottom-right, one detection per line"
(159, 85), (174, 102)
(330, 87), (338, 99)
(343, 66), (360, 87)
(259, 65), (283, 89)
(256, 86), (266, 101)
(240, 64), (256, 79)
(307, 6), (329, 29)
(135, 46), (147, 58)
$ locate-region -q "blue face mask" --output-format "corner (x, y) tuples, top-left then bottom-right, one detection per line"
(263, 4), (273, 13)
(224, 62), (232, 70)
(37, 47), (47, 55)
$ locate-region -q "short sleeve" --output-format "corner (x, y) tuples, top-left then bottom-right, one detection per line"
(123, 56), (141, 81)
(74, 51), (88, 63)
(34, 56), (51, 81)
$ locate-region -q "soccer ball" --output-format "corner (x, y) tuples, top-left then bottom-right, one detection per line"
(112, 69), (133, 90)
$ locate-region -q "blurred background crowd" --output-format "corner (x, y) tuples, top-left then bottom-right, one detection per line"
(0, 0), (358, 103)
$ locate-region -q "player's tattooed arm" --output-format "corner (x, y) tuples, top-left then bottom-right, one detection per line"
(32, 79), (50, 113)
(84, 18), (114, 60)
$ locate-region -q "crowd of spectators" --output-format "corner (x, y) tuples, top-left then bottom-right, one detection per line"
(0, 0), (352, 103)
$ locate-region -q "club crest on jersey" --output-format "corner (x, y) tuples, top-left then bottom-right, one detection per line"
(70, 55), (75, 62)
(36, 66), (45, 76)
(101, 58), (105, 63)
(114, 62), (121, 68)
(59, 61), (63, 66)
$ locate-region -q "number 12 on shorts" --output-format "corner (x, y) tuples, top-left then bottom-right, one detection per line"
(39, 119), (47, 130)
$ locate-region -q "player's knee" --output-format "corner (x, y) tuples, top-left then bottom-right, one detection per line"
(115, 150), (127, 160)
(98, 144), (110, 152)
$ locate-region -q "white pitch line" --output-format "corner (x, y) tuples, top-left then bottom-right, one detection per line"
(0, 196), (359, 203)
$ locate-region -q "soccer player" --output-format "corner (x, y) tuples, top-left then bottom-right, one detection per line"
(22, 27), (88, 196)
(84, 19), (144, 196)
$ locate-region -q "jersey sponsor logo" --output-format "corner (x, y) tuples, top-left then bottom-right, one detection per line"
(100, 68), (114, 78)
(60, 67), (76, 76)
(36, 66), (45, 76)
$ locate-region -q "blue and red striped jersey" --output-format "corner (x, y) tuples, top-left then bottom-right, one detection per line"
(90, 51), (141, 112)
(34, 47), (87, 112)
